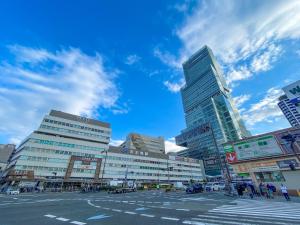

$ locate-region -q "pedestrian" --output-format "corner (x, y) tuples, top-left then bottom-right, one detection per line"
(280, 184), (290, 201)
(237, 183), (243, 197)
(246, 184), (253, 199)
(267, 183), (274, 199)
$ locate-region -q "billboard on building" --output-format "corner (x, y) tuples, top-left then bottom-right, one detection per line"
(224, 135), (283, 162)
(283, 80), (300, 109)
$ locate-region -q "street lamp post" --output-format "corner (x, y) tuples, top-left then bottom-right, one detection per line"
(209, 123), (234, 195)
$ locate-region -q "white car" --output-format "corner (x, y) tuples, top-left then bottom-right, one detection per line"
(6, 189), (20, 195)
(206, 182), (221, 191)
(218, 183), (226, 190)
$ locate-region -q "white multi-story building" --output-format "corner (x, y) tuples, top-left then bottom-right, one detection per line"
(103, 146), (204, 183)
(120, 133), (165, 154)
(3, 110), (205, 188)
(4, 110), (111, 185)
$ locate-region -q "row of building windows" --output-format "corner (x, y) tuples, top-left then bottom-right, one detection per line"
(40, 124), (109, 140)
(44, 118), (109, 134)
(106, 163), (199, 173)
(15, 165), (66, 172)
(19, 155), (68, 164)
(107, 156), (200, 169)
(30, 138), (105, 152)
(104, 170), (202, 179)
(21, 146), (102, 159)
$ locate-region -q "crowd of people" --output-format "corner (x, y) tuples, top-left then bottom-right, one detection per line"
(235, 182), (290, 201)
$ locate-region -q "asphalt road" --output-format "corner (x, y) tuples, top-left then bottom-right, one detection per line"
(1, 190), (300, 225)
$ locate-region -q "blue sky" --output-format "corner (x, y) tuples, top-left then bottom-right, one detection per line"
(0, 0), (299, 152)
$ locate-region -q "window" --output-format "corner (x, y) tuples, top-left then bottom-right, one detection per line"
(255, 171), (285, 182)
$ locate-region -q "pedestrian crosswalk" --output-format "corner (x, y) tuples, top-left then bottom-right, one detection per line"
(191, 199), (300, 224)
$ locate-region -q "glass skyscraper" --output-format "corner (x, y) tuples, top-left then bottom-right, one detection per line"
(175, 46), (250, 176)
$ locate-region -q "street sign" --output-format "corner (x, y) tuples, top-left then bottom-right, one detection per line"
(226, 152), (237, 163)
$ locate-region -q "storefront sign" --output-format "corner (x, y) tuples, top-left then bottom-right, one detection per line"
(224, 135), (282, 162)
(276, 159), (299, 168)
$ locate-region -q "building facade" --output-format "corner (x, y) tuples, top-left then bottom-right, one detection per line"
(224, 126), (300, 195)
(0, 144), (15, 172)
(2, 110), (204, 189)
(175, 46), (250, 176)
(278, 80), (300, 127)
(103, 146), (205, 184)
(120, 133), (165, 154)
(3, 110), (111, 186)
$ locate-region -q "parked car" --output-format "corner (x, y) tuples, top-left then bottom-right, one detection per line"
(186, 183), (204, 194)
(218, 183), (226, 190)
(6, 188), (20, 195)
(205, 182), (221, 191)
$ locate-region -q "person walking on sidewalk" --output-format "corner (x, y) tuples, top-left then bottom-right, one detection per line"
(280, 184), (290, 201)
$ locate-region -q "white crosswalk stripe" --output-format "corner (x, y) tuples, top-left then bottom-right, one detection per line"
(204, 199), (300, 224)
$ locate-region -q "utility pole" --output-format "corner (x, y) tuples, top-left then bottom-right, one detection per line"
(209, 123), (233, 195)
(100, 150), (108, 186)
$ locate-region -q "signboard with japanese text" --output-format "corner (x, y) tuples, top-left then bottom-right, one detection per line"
(223, 135), (283, 162)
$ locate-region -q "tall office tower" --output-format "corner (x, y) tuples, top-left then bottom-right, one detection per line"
(278, 80), (300, 127)
(120, 133), (165, 154)
(4, 110), (111, 186)
(175, 46), (250, 176)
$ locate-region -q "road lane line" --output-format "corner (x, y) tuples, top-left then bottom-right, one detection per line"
(44, 214), (56, 218)
(125, 211), (137, 215)
(112, 209), (122, 212)
(56, 217), (70, 222)
(70, 221), (86, 225)
(161, 217), (180, 221)
(176, 209), (190, 211)
(182, 220), (208, 225)
(140, 214), (155, 217)
(103, 207), (110, 210)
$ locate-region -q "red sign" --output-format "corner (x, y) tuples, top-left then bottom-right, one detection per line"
(226, 152), (237, 163)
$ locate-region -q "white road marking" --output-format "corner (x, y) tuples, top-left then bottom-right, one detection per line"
(182, 220), (215, 225)
(176, 209), (190, 211)
(192, 217), (252, 225)
(70, 221), (86, 225)
(206, 212), (300, 223)
(140, 214), (155, 217)
(124, 211), (137, 215)
(196, 215), (287, 225)
(161, 217), (180, 221)
(112, 209), (122, 212)
(56, 217), (70, 222)
(44, 214), (56, 218)
(103, 207), (110, 210)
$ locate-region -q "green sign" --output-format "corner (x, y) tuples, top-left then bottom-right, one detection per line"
(224, 145), (234, 153)
(233, 135), (282, 160)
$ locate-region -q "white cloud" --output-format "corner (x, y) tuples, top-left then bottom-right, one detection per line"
(165, 137), (186, 153)
(177, 0), (300, 63)
(154, 48), (184, 69)
(226, 66), (252, 85)
(125, 54), (141, 65)
(163, 78), (185, 93)
(251, 44), (282, 73)
(241, 87), (284, 127)
(0, 45), (120, 144)
(158, 0), (300, 87)
(232, 94), (251, 109)
(110, 139), (124, 146)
